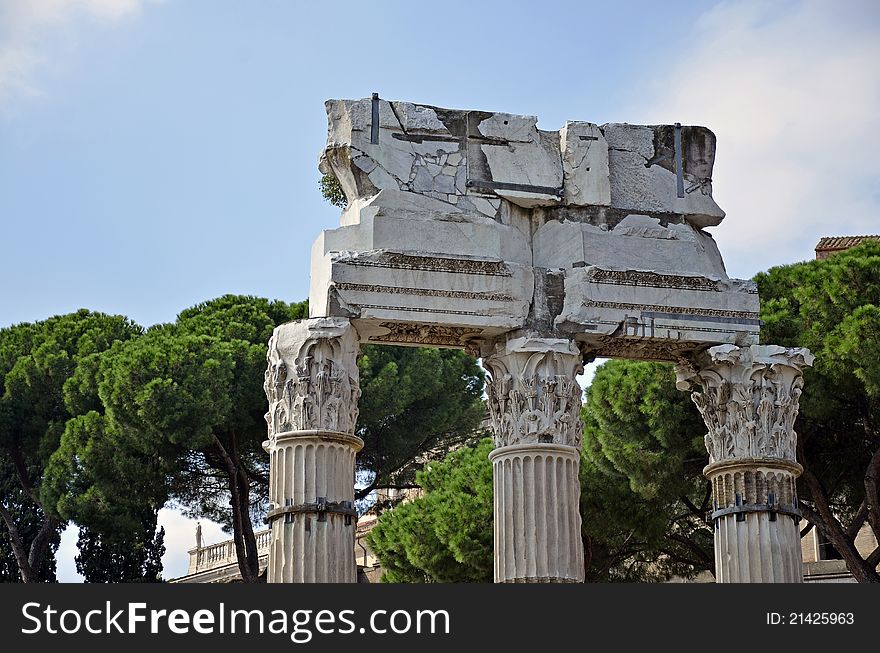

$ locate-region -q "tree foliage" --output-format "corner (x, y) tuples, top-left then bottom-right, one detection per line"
(60, 295), (307, 583)
(19, 293), (484, 582)
(580, 360), (714, 580)
(368, 402), (714, 584)
(366, 439), (495, 582)
(0, 310), (140, 582)
(75, 523), (165, 583)
(756, 241), (880, 582)
(356, 345), (486, 499)
(319, 173), (347, 209)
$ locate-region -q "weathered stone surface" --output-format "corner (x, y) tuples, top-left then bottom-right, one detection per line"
(323, 189), (531, 263)
(264, 317), (361, 437)
(491, 443), (584, 583)
(532, 214), (727, 275)
(560, 121), (611, 206)
(712, 503), (804, 583)
(264, 318), (363, 584)
(484, 336), (585, 583)
(483, 337), (584, 449)
(604, 123), (723, 227)
(556, 266), (761, 359)
(321, 98), (723, 224)
(313, 97), (742, 356)
(675, 344), (814, 583)
(265, 431), (362, 583)
(284, 97), (811, 585)
(675, 344), (814, 464)
(309, 246), (535, 343)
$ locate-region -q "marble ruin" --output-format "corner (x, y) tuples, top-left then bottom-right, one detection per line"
(263, 96), (811, 583)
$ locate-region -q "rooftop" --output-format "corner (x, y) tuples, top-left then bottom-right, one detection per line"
(815, 235), (880, 259)
(815, 235), (880, 251)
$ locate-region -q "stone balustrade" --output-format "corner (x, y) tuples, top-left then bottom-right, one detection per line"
(187, 529), (272, 576)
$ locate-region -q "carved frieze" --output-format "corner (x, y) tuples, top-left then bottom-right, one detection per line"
(335, 282), (514, 303)
(581, 298), (760, 321)
(264, 318), (360, 436)
(675, 344), (814, 464)
(368, 322), (482, 349)
(484, 339), (584, 448)
(345, 252), (512, 277)
(583, 336), (695, 362)
(589, 268), (723, 292)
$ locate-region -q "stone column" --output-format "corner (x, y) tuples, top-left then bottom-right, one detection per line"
(676, 344), (814, 583)
(263, 317), (362, 583)
(484, 337), (585, 583)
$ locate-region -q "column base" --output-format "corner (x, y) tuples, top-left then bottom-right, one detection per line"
(490, 443), (584, 583)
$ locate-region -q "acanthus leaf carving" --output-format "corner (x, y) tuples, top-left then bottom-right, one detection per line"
(485, 344), (584, 449)
(683, 345), (812, 464)
(265, 318), (360, 437)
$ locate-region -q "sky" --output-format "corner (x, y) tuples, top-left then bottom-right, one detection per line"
(1, 0), (878, 581)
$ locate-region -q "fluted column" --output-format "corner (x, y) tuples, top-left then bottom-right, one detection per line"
(263, 317), (362, 583)
(484, 337), (585, 583)
(676, 344), (814, 583)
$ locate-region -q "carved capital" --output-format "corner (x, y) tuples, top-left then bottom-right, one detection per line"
(676, 344), (814, 465)
(264, 317), (361, 437)
(484, 337), (584, 448)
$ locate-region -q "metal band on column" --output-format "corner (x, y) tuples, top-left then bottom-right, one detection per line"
(263, 318), (362, 583)
(676, 344), (813, 583)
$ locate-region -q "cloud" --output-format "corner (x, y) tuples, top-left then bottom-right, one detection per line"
(0, 0), (159, 111)
(626, 0), (880, 278)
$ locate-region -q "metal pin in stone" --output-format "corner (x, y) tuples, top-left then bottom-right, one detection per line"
(370, 92), (380, 144)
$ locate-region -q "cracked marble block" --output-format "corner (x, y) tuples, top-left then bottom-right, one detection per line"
(312, 97), (757, 361)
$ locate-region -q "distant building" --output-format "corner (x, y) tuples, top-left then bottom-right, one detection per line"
(169, 486), (421, 583)
(815, 235), (880, 259)
(170, 520), (380, 584)
(801, 524), (878, 583)
(171, 529), (270, 584)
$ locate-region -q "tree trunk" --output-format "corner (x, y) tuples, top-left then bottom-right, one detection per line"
(0, 505), (58, 583)
(213, 435), (261, 583)
(233, 467), (261, 581)
(28, 515), (60, 582)
(0, 503), (34, 582)
(225, 472), (258, 583)
(2, 442), (61, 583)
(798, 439), (880, 583)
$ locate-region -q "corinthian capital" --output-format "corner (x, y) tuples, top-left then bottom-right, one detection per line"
(264, 317), (361, 437)
(484, 337), (585, 449)
(675, 344), (814, 464)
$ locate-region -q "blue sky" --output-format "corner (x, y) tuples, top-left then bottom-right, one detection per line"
(1, 0), (878, 580)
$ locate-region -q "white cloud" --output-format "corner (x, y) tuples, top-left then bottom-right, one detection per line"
(626, 0), (880, 278)
(0, 0), (159, 111)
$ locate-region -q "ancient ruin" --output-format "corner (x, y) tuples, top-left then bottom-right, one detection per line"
(263, 96), (812, 583)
